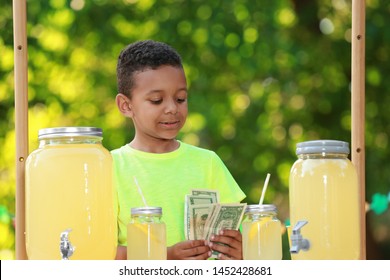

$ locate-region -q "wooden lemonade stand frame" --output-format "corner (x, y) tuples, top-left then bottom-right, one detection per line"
(13, 0), (367, 259)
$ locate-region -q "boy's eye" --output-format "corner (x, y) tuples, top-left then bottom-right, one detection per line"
(177, 98), (187, 103)
(150, 99), (162, 104)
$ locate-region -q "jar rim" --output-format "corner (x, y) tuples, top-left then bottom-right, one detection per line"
(131, 206), (162, 215)
(245, 204), (276, 213)
(296, 140), (349, 155)
(38, 127), (103, 140)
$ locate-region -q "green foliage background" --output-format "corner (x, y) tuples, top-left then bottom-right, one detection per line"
(1, 0), (389, 259)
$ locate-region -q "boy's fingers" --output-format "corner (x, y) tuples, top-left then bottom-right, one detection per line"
(219, 229), (242, 241)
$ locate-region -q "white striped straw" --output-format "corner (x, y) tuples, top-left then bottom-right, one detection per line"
(133, 176), (148, 207)
(259, 173), (271, 205)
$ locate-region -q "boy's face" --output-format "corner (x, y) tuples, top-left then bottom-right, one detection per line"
(121, 65), (188, 144)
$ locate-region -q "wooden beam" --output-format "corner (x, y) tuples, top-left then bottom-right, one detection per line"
(13, 0), (28, 260)
(351, 0), (366, 260)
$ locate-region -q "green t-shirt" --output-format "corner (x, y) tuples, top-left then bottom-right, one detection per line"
(111, 141), (246, 246)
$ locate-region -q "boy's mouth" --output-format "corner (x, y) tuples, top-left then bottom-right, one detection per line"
(159, 120), (180, 128)
(160, 120), (179, 125)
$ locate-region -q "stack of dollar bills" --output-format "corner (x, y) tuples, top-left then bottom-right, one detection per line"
(184, 189), (247, 243)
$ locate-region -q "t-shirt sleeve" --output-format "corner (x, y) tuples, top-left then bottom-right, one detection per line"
(210, 152), (246, 203)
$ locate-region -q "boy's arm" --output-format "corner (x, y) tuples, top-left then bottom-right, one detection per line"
(115, 245), (127, 260)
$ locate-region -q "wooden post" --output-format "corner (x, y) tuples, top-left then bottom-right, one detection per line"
(351, 0), (366, 260)
(13, 0), (28, 260)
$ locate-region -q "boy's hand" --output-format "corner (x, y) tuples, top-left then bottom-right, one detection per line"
(208, 229), (243, 260)
(167, 240), (211, 260)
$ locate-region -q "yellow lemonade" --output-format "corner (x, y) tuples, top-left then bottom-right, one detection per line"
(25, 128), (117, 260)
(242, 204), (282, 260)
(289, 157), (361, 259)
(242, 217), (282, 260)
(127, 223), (166, 260)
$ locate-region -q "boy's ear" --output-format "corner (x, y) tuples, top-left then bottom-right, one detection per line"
(116, 93), (133, 117)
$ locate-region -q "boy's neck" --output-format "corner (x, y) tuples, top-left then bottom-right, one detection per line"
(129, 139), (180, 153)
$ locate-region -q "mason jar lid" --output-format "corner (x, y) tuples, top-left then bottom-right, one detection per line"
(38, 127), (102, 140)
(245, 204), (277, 214)
(296, 140), (350, 155)
(131, 207), (162, 215)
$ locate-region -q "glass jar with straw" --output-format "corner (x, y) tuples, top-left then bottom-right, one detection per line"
(241, 174), (283, 260)
(126, 177), (167, 260)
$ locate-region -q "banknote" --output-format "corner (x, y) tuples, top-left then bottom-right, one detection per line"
(203, 203), (246, 241)
(203, 203), (247, 258)
(185, 189), (247, 258)
(188, 203), (217, 240)
(184, 193), (218, 239)
(191, 189), (220, 202)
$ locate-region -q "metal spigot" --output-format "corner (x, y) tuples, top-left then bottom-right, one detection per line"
(290, 220), (310, 254)
(60, 228), (75, 260)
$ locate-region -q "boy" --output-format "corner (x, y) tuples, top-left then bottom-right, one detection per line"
(112, 40), (246, 260)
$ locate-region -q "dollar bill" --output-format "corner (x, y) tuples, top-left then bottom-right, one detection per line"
(185, 189), (246, 258)
(188, 203), (217, 240)
(203, 203), (246, 240)
(203, 203), (247, 258)
(184, 194), (217, 239)
(191, 189), (220, 203)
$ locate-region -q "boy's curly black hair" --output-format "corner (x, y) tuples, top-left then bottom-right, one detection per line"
(116, 40), (183, 98)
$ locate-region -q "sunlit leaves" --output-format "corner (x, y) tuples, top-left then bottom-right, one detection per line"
(233, 3), (249, 23)
(37, 28), (69, 52)
(177, 20), (192, 36)
(319, 18), (335, 35)
(191, 28), (208, 46)
(70, 0), (85, 11)
(288, 123), (304, 140)
(0, 44), (13, 71)
(367, 67), (381, 86)
(253, 148), (275, 168)
(289, 95), (305, 111)
(230, 92), (250, 117)
(243, 27), (258, 43)
(275, 7), (296, 28)
(196, 5), (212, 20)
(112, 15), (159, 39)
(133, 0), (156, 12)
(182, 112), (206, 133)
(47, 9), (75, 29)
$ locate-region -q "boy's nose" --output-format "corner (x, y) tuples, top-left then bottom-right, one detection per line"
(164, 100), (178, 114)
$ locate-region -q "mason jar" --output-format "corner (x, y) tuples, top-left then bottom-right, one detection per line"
(289, 140), (361, 259)
(127, 206), (167, 260)
(242, 204), (282, 260)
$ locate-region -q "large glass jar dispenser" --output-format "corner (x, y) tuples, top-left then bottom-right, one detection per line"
(25, 127), (117, 259)
(289, 140), (361, 259)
